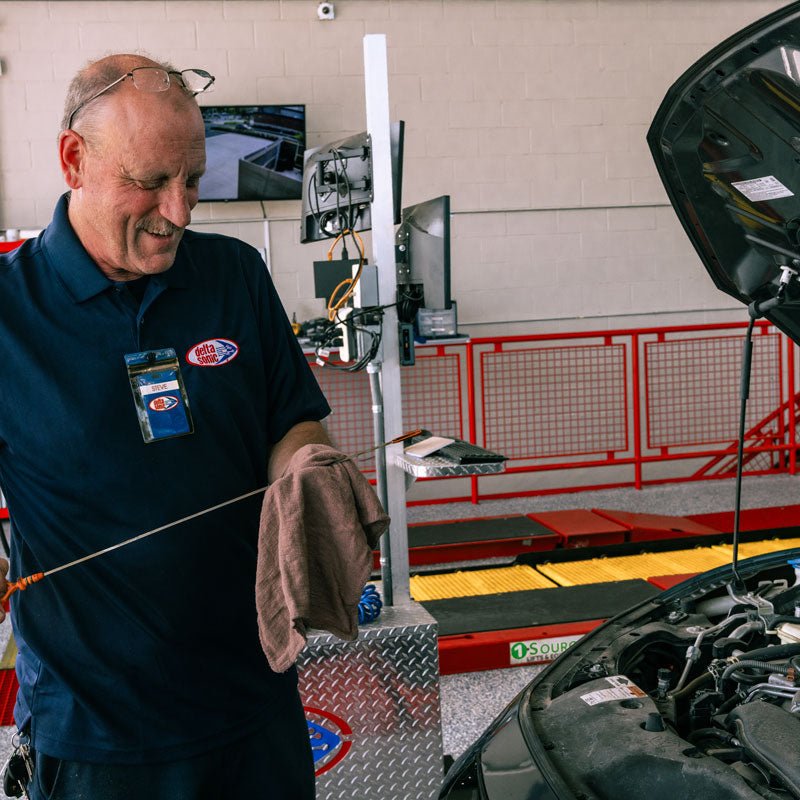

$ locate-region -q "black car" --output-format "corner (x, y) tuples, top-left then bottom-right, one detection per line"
(440, 3), (800, 798)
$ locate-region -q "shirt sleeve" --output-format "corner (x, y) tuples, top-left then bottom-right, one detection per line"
(241, 245), (331, 444)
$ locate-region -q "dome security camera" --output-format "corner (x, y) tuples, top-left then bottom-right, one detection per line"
(317, 2), (335, 20)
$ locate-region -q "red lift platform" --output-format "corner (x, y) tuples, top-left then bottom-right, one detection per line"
(527, 509), (627, 548)
(590, 509), (720, 542)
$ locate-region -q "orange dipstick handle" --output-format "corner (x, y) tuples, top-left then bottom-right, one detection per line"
(2, 572), (45, 605)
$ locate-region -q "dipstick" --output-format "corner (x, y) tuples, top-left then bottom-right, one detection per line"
(0, 429), (422, 605)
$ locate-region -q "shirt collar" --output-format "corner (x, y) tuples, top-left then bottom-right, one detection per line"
(42, 193), (192, 303)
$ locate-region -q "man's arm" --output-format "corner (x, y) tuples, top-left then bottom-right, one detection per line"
(267, 421), (332, 483)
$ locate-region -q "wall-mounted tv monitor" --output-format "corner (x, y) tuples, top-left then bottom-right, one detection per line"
(395, 194), (452, 313)
(198, 104), (305, 202)
(300, 121), (404, 242)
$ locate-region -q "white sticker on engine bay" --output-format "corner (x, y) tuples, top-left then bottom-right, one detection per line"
(580, 675), (647, 706)
(731, 175), (794, 202)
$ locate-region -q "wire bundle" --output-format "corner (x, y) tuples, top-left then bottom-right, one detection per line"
(357, 583), (383, 625)
(305, 144), (403, 373)
(325, 228), (365, 322)
(308, 145), (362, 240)
(313, 306), (384, 373)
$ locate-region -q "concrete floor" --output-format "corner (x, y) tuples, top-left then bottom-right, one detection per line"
(0, 472), (796, 778)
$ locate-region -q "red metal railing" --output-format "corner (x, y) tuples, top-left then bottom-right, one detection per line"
(312, 320), (798, 504)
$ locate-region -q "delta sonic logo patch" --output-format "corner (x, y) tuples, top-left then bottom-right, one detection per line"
(185, 338), (240, 367)
(304, 706), (353, 777)
(148, 395), (179, 413)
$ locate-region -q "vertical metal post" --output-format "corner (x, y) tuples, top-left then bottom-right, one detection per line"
(466, 341), (479, 504)
(631, 333), (643, 490)
(367, 362), (393, 604)
(364, 34), (410, 603)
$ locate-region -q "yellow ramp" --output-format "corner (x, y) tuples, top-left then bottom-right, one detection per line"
(538, 546), (732, 587)
(410, 564), (556, 602)
(714, 537), (800, 560)
(409, 538), (800, 602)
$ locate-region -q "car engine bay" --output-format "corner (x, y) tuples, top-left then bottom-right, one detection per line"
(526, 561), (800, 800)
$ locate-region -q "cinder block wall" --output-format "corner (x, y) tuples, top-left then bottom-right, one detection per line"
(0, 0), (789, 334)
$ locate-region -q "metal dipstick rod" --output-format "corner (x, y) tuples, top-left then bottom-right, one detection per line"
(0, 429), (422, 605)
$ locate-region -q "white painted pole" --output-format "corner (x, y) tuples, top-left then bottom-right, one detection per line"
(363, 35), (410, 603)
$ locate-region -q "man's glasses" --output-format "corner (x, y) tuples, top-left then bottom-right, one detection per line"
(66, 67), (215, 129)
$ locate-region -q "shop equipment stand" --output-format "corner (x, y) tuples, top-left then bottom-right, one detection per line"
(298, 604), (441, 796)
(296, 35), (439, 800)
(294, 35), (505, 800)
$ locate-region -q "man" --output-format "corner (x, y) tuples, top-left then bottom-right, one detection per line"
(0, 54), (331, 798)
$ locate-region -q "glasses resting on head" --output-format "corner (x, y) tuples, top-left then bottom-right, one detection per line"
(66, 66), (215, 130)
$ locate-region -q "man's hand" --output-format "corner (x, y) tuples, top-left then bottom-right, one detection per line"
(267, 421), (332, 483)
(0, 558), (9, 622)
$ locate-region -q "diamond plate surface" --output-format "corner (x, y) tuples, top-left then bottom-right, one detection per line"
(297, 604), (443, 800)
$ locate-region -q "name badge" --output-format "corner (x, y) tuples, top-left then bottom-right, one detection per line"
(125, 348), (194, 443)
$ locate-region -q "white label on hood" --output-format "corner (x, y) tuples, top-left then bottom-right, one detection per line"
(731, 176), (794, 202)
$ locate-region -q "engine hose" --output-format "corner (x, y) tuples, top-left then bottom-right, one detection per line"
(669, 671), (713, 699)
(769, 615), (800, 626)
(721, 658), (791, 685)
(686, 727), (736, 746)
(357, 584), (382, 625)
(738, 643), (800, 661)
(717, 693), (741, 715)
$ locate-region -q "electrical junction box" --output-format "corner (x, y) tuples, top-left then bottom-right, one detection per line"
(399, 322), (415, 366)
(313, 260), (378, 309)
(417, 306), (457, 338)
(352, 264), (378, 307)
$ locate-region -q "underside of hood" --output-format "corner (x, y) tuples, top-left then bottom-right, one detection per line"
(648, 1), (800, 343)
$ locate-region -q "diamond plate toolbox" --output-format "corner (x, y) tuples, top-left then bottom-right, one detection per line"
(297, 602), (443, 799)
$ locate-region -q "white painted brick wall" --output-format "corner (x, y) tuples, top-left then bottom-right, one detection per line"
(0, 0), (792, 331)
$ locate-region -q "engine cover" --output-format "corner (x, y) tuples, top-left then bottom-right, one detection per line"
(728, 701), (800, 796)
(535, 675), (766, 800)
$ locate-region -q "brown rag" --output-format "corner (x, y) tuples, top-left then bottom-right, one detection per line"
(255, 443), (390, 673)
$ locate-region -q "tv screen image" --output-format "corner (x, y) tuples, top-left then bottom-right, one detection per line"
(198, 105), (306, 202)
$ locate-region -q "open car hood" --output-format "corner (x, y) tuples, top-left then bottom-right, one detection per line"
(648, 1), (800, 344)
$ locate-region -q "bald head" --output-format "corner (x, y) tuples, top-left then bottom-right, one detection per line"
(57, 53), (208, 281)
(61, 54), (196, 135)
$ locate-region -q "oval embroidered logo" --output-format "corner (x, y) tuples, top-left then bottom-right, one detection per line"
(186, 338), (240, 367)
(148, 395), (179, 412)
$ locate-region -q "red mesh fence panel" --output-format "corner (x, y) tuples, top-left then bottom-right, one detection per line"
(305, 325), (793, 499)
(308, 352), (463, 473)
(645, 333), (781, 449)
(309, 364), (375, 470)
(400, 353), (464, 441)
(480, 343), (628, 459)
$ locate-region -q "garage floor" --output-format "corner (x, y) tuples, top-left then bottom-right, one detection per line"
(431, 472), (800, 759)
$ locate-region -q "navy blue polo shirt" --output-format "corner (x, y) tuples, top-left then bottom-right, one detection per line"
(0, 195), (330, 763)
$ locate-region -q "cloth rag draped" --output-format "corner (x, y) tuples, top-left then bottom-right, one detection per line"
(255, 443), (390, 672)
